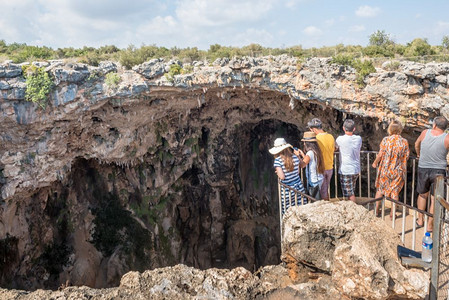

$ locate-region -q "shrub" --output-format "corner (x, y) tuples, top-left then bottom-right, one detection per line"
(331, 55), (376, 87)
(383, 61), (401, 71)
(178, 47), (202, 63)
(105, 72), (121, 88)
(353, 59), (376, 86)
(331, 54), (355, 66)
(164, 64), (183, 82)
(9, 45), (54, 63)
(23, 65), (54, 108)
(443, 36), (449, 51)
(404, 38), (434, 57)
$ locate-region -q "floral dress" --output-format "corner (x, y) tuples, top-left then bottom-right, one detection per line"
(375, 135), (410, 199)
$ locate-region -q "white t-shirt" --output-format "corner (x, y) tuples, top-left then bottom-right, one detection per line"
(306, 150), (324, 184)
(335, 134), (362, 175)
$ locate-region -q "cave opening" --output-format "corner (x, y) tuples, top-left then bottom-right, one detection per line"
(1, 91), (425, 291)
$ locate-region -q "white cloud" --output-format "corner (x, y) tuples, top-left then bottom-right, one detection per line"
(137, 16), (178, 37)
(176, 0), (275, 28)
(355, 5), (380, 18)
(325, 19), (335, 26)
(233, 28), (275, 46)
(438, 21), (449, 30)
(303, 26), (322, 36)
(349, 25), (366, 32)
(0, 0), (170, 48)
(285, 0), (308, 8)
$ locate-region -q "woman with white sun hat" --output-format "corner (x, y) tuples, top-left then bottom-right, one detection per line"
(269, 137), (306, 214)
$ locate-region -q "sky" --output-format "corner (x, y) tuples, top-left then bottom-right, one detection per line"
(1, 0), (449, 50)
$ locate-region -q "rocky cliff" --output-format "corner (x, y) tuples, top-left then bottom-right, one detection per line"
(0, 55), (446, 290)
(0, 201), (428, 299)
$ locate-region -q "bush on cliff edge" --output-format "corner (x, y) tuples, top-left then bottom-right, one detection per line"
(22, 65), (54, 108)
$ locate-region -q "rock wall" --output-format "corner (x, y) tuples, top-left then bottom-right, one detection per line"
(0, 202), (428, 299)
(0, 55), (447, 289)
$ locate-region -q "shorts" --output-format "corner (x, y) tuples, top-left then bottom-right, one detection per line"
(416, 168), (446, 194)
(340, 174), (358, 198)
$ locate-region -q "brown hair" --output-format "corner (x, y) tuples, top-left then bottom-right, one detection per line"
(388, 120), (403, 135)
(304, 141), (325, 174)
(278, 148), (294, 172)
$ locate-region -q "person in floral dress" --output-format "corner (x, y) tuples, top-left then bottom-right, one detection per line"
(372, 120), (410, 217)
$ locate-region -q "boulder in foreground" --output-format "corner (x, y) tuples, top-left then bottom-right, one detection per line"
(281, 201), (429, 299)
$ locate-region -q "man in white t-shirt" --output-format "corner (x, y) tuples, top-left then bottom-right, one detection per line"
(335, 119), (362, 202)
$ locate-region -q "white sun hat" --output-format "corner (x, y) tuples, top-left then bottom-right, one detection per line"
(269, 138), (292, 155)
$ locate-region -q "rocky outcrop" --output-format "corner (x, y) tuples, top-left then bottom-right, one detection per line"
(0, 201), (430, 299)
(0, 263), (345, 299)
(282, 201), (428, 299)
(0, 56), (446, 290)
(1, 57), (448, 201)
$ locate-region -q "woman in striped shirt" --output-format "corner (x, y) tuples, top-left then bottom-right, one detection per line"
(269, 138), (306, 215)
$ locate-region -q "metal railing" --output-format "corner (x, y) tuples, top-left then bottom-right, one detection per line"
(279, 151), (426, 246)
(430, 176), (449, 299)
(277, 181), (318, 237)
(277, 152), (449, 297)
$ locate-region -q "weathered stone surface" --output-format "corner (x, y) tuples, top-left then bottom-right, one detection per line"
(51, 64), (90, 85)
(0, 263), (345, 299)
(281, 201), (428, 299)
(0, 56), (446, 292)
(1, 62), (22, 78)
(132, 58), (167, 79)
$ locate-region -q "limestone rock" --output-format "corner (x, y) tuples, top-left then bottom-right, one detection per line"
(1, 62), (22, 78)
(0, 56), (447, 292)
(281, 201), (428, 299)
(132, 58), (167, 79)
(51, 64), (90, 85)
(0, 263), (343, 299)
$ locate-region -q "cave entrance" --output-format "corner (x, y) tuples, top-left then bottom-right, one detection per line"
(9, 91), (423, 290)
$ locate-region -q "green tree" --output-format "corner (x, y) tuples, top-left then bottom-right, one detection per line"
(369, 30), (394, 47)
(442, 35), (449, 50)
(404, 38), (434, 57)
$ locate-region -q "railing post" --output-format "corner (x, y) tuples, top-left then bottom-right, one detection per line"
(430, 176), (444, 299)
(412, 159), (416, 250)
(334, 153), (338, 199)
(367, 152), (371, 199)
(358, 171), (362, 198)
(278, 181), (283, 238)
(402, 165), (407, 243)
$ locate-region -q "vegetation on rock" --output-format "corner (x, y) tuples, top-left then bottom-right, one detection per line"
(22, 65), (54, 108)
(330, 54), (376, 86)
(1, 30), (449, 69)
(104, 72), (121, 88)
(164, 63), (193, 82)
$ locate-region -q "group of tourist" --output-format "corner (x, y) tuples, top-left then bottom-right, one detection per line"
(270, 116), (449, 233)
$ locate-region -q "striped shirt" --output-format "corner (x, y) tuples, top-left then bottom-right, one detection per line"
(274, 155), (301, 187)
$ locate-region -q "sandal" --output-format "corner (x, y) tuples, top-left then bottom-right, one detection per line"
(416, 220), (424, 228)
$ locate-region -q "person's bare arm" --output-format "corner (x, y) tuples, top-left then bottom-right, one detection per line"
(372, 138), (385, 168)
(372, 152), (383, 168)
(415, 129), (427, 158)
(295, 149), (310, 168)
(275, 167), (285, 180)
